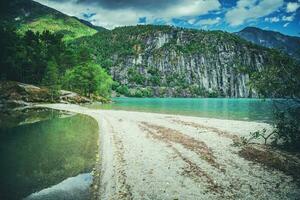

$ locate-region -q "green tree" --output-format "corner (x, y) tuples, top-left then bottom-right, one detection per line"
(42, 59), (60, 101)
(63, 62), (113, 98)
(249, 51), (300, 150)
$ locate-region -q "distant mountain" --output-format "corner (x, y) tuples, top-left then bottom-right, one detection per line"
(0, 0), (100, 41)
(235, 27), (300, 60)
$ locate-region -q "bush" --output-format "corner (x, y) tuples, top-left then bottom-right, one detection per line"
(116, 85), (130, 96)
(249, 51), (300, 151)
(128, 68), (145, 85)
(272, 106), (300, 150)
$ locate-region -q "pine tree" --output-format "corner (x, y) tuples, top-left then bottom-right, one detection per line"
(42, 59), (60, 101)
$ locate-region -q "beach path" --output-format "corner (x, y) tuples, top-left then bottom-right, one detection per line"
(39, 104), (300, 200)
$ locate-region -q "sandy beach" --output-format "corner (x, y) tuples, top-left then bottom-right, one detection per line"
(38, 104), (300, 200)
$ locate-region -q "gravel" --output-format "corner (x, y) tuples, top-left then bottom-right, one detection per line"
(38, 104), (300, 200)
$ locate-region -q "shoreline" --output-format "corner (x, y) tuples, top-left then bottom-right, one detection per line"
(88, 97), (275, 124)
(38, 103), (273, 139)
(36, 103), (300, 199)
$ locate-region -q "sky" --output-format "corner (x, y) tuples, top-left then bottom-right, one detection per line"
(35, 0), (300, 36)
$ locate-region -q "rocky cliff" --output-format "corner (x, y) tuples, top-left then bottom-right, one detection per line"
(75, 25), (283, 97)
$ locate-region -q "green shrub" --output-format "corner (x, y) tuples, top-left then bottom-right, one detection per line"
(63, 62), (113, 97)
(116, 85), (130, 96)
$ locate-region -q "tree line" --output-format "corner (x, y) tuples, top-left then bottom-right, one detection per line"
(0, 24), (113, 98)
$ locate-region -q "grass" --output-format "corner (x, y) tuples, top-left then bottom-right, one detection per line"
(18, 14), (97, 41)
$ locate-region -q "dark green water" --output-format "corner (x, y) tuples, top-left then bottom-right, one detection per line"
(88, 98), (275, 122)
(0, 109), (98, 200)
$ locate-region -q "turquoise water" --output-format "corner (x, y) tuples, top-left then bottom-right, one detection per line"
(0, 108), (98, 200)
(88, 98), (275, 122)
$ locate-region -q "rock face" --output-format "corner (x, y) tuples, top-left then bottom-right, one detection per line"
(235, 27), (300, 60)
(0, 81), (91, 109)
(79, 25), (281, 97)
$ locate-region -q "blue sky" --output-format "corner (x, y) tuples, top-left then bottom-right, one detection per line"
(36, 0), (300, 36)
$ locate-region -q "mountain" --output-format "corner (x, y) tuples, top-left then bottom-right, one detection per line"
(74, 17), (108, 32)
(73, 25), (293, 98)
(1, 0), (98, 41)
(235, 27), (300, 60)
(1, 1), (296, 98)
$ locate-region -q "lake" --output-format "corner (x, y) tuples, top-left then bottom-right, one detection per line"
(0, 108), (98, 200)
(88, 98), (275, 122)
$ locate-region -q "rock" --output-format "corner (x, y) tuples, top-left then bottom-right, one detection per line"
(0, 81), (95, 109)
(98, 27), (274, 97)
(60, 90), (91, 104)
(0, 81), (52, 108)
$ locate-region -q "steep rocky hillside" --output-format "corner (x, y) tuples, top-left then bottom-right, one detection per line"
(236, 27), (300, 60)
(1, 0), (98, 41)
(1, 1), (296, 98)
(74, 25), (291, 97)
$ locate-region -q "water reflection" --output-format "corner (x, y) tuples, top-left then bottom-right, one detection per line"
(0, 108), (98, 200)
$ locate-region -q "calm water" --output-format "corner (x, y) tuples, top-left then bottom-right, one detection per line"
(88, 98), (275, 122)
(0, 108), (98, 200)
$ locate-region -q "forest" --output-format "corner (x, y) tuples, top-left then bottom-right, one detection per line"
(0, 23), (113, 98)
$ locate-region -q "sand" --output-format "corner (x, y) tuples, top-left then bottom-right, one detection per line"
(38, 104), (300, 200)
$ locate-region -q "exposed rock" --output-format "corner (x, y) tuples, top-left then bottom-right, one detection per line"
(79, 26), (289, 97)
(108, 29), (264, 97)
(60, 90), (91, 104)
(0, 81), (91, 109)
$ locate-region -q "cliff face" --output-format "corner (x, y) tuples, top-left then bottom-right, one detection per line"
(74, 25), (279, 97)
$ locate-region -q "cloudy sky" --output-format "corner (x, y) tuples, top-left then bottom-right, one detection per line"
(35, 0), (300, 36)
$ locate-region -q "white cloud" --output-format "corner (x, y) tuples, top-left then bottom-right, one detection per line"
(283, 22), (289, 27)
(264, 14), (295, 24)
(35, 0), (221, 29)
(225, 0), (284, 26)
(195, 17), (221, 25)
(286, 2), (300, 13)
(188, 18), (197, 24)
(161, 0), (221, 18)
(265, 17), (280, 23)
(282, 14), (295, 22)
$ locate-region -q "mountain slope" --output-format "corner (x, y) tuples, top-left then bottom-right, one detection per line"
(235, 27), (300, 60)
(1, 0), (98, 41)
(74, 17), (108, 32)
(73, 25), (292, 98)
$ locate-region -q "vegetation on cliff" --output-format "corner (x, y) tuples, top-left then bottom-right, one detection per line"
(73, 25), (296, 98)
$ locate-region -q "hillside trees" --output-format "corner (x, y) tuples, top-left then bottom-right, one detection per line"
(42, 59), (60, 101)
(0, 24), (113, 98)
(249, 51), (300, 150)
(0, 26), (69, 83)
